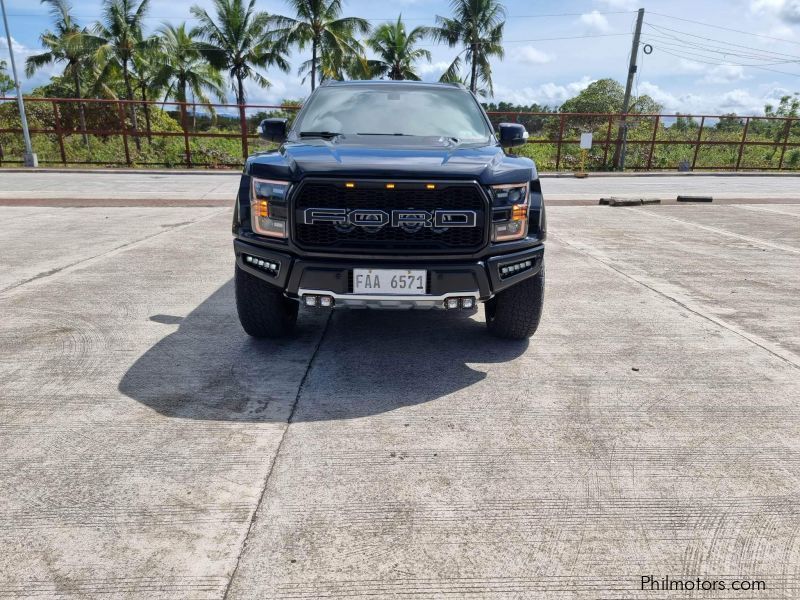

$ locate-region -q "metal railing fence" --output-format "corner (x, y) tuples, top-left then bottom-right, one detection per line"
(0, 96), (798, 171)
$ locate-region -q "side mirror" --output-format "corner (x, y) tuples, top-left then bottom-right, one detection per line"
(259, 118), (288, 143)
(498, 123), (528, 148)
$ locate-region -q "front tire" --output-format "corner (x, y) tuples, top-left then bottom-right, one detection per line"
(485, 266), (545, 340)
(235, 265), (298, 338)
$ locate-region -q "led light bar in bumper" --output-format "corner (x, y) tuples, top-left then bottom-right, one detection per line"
(499, 259), (534, 279)
(243, 254), (280, 276)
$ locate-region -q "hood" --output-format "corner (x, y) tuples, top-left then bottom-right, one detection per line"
(247, 137), (535, 185)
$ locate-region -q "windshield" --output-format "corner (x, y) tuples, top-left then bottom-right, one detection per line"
(293, 85), (492, 142)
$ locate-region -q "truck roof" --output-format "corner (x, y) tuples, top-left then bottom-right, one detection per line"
(320, 79), (467, 91)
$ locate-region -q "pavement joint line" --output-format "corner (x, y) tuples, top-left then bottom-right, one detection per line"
(221, 309), (334, 600)
(0, 208), (228, 297)
(551, 233), (800, 372)
(731, 204), (800, 218)
(626, 207), (800, 255)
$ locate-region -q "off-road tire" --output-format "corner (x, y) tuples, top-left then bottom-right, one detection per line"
(235, 265), (298, 338)
(485, 266), (545, 340)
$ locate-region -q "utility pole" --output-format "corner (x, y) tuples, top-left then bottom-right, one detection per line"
(616, 7), (644, 171)
(1, 0), (37, 167)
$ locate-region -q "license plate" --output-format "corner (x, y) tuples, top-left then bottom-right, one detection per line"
(352, 269), (427, 295)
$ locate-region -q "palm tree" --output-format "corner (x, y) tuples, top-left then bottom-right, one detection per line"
(91, 0), (155, 150)
(295, 33), (370, 84)
(25, 0), (96, 145)
(438, 69), (488, 97)
(367, 16), (431, 81)
(270, 0), (370, 91)
(156, 23), (225, 128)
(157, 24), (225, 105)
(131, 41), (165, 141)
(191, 0), (289, 106)
(0, 60), (13, 94)
(434, 0), (506, 95)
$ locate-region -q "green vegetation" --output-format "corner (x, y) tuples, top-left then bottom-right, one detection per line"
(192, 0), (289, 105)
(269, 0), (370, 91)
(366, 16), (431, 81)
(434, 0), (505, 95)
(0, 60), (13, 94)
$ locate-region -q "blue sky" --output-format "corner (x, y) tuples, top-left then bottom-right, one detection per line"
(2, 0), (799, 115)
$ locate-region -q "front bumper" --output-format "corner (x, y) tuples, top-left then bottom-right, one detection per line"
(234, 239), (544, 308)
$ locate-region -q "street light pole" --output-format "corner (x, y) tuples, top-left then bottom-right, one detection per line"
(1, 0), (37, 167)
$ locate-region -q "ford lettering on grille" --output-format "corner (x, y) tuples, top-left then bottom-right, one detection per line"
(303, 208), (477, 229)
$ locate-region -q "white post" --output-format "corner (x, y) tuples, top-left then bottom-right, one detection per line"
(1, 0), (37, 167)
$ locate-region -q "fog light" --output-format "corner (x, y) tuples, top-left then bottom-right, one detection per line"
(304, 295), (318, 307)
(445, 298), (459, 309)
(461, 298), (474, 309)
(319, 296), (334, 307)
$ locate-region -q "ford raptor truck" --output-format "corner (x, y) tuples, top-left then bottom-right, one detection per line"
(232, 80), (546, 340)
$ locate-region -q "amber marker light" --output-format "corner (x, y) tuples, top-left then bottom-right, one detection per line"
(511, 204), (527, 220)
(385, 183), (395, 189)
(345, 182), (355, 188)
(426, 184), (436, 190)
(259, 200), (269, 218)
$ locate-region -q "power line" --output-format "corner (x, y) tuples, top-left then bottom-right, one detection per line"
(644, 22), (800, 61)
(643, 33), (800, 64)
(648, 11), (800, 47)
(645, 40), (799, 68)
(651, 46), (800, 78)
(3, 10), (636, 21)
(0, 32), (632, 55)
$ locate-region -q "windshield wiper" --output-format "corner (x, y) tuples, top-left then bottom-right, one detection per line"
(356, 132), (414, 136)
(299, 131), (341, 139)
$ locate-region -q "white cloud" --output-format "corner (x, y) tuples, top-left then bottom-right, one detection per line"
(595, 0), (637, 8)
(751, 0), (800, 22)
(637, 80), (789, 114)
(493, 76), (595, 107)
(0, 36), (60, 91)
(700, 65), (750, 84)
(418, 61), (452, 76)
(579, 11), (611, 33)
(513, 46), (554, 65)
(0, 36), (27, 56)
(677, 59), (707, 74)
(243, 75), (307, 105)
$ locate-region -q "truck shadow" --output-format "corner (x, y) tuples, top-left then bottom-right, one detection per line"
(119, 280), (528, 422)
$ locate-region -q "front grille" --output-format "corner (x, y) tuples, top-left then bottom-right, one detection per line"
(293, 180), (487, 253)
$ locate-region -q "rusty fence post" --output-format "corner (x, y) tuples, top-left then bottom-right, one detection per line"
(602, 114), (613, 167)
(778, 118), (793, 170)
(555, 113), (566, 171)
(691, 116), (705, 171)
(52, 100), (67, 165)
(239, 104), (249, 160)
(735, 116), (750, 171)
(179, 102), (191, 168)
(117, 100), (131, 167)
(646, 115), (660, 170)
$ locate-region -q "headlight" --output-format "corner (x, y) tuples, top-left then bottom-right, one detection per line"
(250, 177), (289, 238)
(490, 183), (529, 242)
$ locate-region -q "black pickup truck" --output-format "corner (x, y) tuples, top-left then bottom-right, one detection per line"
(232, 80), (546, 340)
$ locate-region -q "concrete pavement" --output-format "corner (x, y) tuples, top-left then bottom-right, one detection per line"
(1, 198), (800, 598)
(0, 170), (799, 205)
